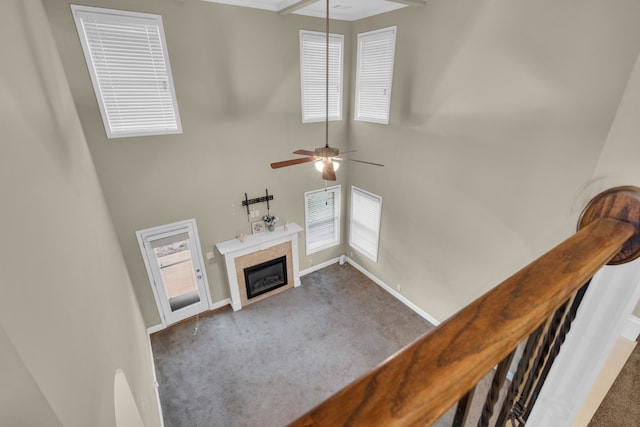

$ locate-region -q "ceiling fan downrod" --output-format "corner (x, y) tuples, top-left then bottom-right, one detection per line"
(325, 0), (329, 150)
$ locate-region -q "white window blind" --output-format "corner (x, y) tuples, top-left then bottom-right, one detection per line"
(71, 5), (182, 138)
(305, 185), (341, 255)
(300, 30), (344, 123)
(349, 186), (382, 262)
(148, 231), (189, 249)
(355, 26), (397, 125)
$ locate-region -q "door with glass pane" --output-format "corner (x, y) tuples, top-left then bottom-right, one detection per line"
(137, 219), (211, 326)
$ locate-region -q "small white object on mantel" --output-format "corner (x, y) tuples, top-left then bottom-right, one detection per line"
(215, 223), (303, 311)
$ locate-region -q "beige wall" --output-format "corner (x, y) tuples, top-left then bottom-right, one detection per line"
(43, 0), (640, 327)
(44, 0), (352, 326)
(594, 43), (640, 318)
(346, 0), (640, 321)
(0, 1), (161, 425)
(0, 325), (62, 426)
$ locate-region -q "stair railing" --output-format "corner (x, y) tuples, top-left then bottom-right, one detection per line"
(289, 186), (640, 427)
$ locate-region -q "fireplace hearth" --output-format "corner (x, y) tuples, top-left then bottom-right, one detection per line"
(244, 256), (288, 299)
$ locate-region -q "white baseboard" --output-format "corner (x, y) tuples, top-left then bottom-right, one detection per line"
(146, 331), (165, 427)
(298, 254), (439, 325)
(345, 256), (441, 327)
(210, 298), (231, 311)
(147, 298), (233, 334)
(299, 257), (340, 277)
(621, 315), (640, 341)
(147, 323), (165, 335)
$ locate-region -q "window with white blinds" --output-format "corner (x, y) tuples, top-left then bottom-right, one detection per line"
(354, 26), (397, 125)
(349, 186), (382, 262)
(304, 185), (341, 255)
(300, 30), (344, 123)
(71, 5), (182, 138)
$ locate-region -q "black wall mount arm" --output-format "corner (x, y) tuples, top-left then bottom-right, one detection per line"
(242, 189), (274, 220)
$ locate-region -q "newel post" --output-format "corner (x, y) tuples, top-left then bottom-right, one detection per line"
(577, 186), (640, 264)
(528, 186), (640, 427)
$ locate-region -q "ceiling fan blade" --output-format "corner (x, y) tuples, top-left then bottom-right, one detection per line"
(334, 157), (384, 167)
(271, 156), (318, 169)
(322, 160), (337, 181)
(293, 149), (317, 156)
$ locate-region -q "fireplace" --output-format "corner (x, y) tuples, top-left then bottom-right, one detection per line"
(244, 256), (288, 299)
(215, 223), (302, 311)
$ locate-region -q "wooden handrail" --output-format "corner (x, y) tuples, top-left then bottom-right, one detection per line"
(289, 217), (636, 426)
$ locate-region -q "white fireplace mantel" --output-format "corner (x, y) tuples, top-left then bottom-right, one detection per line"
(216, 223), (303, 311)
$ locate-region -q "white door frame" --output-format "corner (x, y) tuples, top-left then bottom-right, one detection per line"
(136, 218), (213, 327)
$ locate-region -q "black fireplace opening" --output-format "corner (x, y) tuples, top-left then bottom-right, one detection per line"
(244, 256), (288, 299)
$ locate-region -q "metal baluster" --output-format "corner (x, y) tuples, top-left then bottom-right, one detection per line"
(453, 387), (476, 427)
(510, 299), (570, 416)
(477, 351), (515, 427)
(494, 325), (545, 427)
(521, 281), (591, 421)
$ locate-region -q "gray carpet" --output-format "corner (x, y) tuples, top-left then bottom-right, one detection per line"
(151, 263), (434, 427)
(588, 336), (640, 427)
(152, 263), (636, 426)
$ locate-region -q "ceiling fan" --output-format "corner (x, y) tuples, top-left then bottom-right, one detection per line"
(270, 0), (384, 181)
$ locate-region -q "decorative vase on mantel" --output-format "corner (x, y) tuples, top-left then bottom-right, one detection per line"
(264, 215), (278, 232)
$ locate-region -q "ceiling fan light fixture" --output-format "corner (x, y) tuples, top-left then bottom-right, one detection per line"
(315, 159), (339, 172)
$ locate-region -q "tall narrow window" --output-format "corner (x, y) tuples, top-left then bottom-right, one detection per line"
(355, 26), (397, 125)
(71, 5), (182, 138)
(305, 185), (341, 255)
(350, 186), (382, 262)
(300, 30), (344, 123)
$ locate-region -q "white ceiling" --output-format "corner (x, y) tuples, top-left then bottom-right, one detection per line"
(201, 0), (413, 21)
